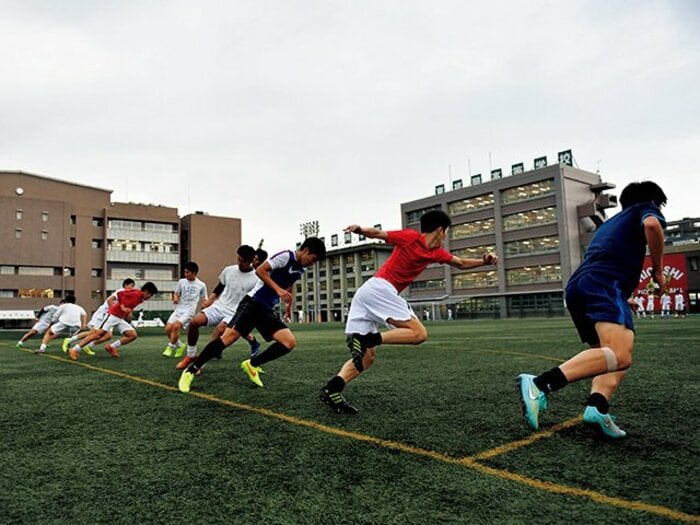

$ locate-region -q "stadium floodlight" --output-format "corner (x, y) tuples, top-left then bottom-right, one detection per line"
(299, 220), (320, 238)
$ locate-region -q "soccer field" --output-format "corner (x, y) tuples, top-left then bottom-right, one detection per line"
(2, 318), (699, 524)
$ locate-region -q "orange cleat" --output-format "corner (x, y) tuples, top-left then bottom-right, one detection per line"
(105, 344), (120, 358)
(175, 354), (196, 370)
(69, 349), (80, 361)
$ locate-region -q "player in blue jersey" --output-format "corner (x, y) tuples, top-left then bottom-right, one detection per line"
(517, 181), (667, 439)
(178, 237), (326, 392)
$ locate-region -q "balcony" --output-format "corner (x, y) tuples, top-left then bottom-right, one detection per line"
(107, 228), (179, 244)
(105, 250), (179, 264)
(105, 279), (178, 292)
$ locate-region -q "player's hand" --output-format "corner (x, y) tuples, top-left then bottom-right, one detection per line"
(482, 252), (498, 265)
(278, 289), (293, 304)
(344, 225), (362, 234)
(652, 268), (667, 294)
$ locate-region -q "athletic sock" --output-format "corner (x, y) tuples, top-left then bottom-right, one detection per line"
(189, 338), (225, 373)
(111, 340), (122, 349)
(324, 375), (346, 393)
(533, 367), (568, 394)
(364, 332), (382, 347)
(39, 343), (47, 351)
(247, 337), (258, 348)
(86, 342), (95, 349)
(186, 345), (197, 358)
(250, 342), (291, 367)
(168, 342), (177, 349)
(586, 393), (609, 414)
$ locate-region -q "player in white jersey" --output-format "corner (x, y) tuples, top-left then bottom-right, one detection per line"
(633, 294), (646, 319)
(660, 292), (672, 318)
(36, 296), (87, 353)
(16, 301), (63, 348)
(646, 293), (656, 319)
(62, 279), (136, 355)
(175, 246), (266, 371)
(674, 290), (686, 317)
(162, 262), (208, 358)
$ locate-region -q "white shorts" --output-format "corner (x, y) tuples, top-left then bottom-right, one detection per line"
(167, 309), (196, 328)
(102, 315), (136, 335)
(49, 323), (80, 337)
(31, 319), (52, 334)
(88, 309), (109, 329)
(345, 277), (415, 335)
(202, 303), (236, 327)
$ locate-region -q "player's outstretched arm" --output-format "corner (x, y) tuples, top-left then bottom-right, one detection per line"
(448, 252), (499, 270)
(644, 216), (666, 291)
(344, 224), (389, 241)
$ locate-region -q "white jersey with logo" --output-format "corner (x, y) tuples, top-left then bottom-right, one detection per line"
(216, 265), (259, 316)
(173, 278), (207, 315)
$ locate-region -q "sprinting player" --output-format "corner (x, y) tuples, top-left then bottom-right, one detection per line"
(175, 246), (266, 372)
(16, 300), (63, 348)
(68, 282), (158, 360)
(320, 211), (498, 414)
(36, 296), (87, 353)
(178, 238), (326, 393)
(660, 292), (672, 319)
(62, 279), (136, 355)
(516, 181), (667, 439)
(162, 262), (207, 359)
(646, 292), (656, 319)
(674, 290), (686, 318)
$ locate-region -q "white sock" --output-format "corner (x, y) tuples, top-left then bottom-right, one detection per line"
(40, 343), (47, 351)
(168, 342), (177, 349)
(111, 340), (122, 349)
(86, 342), (95, 349)
(187, 345), (197, 358)
(72, 344), (82, 352)
(176, 339), (183, 347)
(69, 335), (79, 344)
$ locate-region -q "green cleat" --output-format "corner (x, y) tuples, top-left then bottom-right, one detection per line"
(15, 341), (24, 348)
(583, 406), (627, 439)
(241, 359), (264, 388)
(174, 343), (186, 359)
(82, 345), (95, 356)
(162, 345), (174, 358)
(178, 370), (195, 393)
(516, 374), (548, 431)
(61, 338), (71, 353)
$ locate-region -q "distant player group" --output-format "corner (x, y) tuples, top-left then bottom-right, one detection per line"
(19, 181), (672, 441)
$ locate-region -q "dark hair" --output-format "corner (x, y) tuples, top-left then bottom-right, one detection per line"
(122, 278), (135, 287)
(64, 295), (76, 304)
(237, 245), (256, 262)
(420, 210), (451, 233)
(183, 261), (199, 274)
(619, 181), (667, 209)
(300, 237), (326, 260)
(255, 249), (268, 262)
(141, 282), (158, 295)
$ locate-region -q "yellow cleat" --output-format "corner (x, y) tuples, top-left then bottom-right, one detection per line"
(241, 359), (264, 388)
(82, 345), (95, 356)
(178, 370), (195, 393)
(61, 338), (71, 353)
(162, 345), (174, 357)
(174, 343), (186, 358)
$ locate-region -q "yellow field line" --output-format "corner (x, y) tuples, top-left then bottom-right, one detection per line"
(22, 349), (700, 524)
(469, 416), (583, 460)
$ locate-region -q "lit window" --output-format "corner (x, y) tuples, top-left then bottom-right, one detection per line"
(42, 212), (49, 222)
(41, 231), (48, 241)
(15, 229), (22, 239)
(16, 210), (23, 220)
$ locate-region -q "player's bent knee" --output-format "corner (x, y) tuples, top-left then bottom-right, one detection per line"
(602, 346), (631, 371)
(412, 326), (428, 344)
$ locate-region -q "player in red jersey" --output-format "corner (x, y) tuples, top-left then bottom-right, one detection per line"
(320, 210), (498, 413)
(68, 282), (158, 360)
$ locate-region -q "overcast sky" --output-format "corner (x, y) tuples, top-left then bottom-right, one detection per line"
(1, 1), (698, 253)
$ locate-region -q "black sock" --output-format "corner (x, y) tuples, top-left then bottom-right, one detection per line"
(586, 393), (609, 414)
(189, 338), (226, 373)
(250, 342), (291, 367)
(533, 367), (568, 394)
(324, 375), (346, 393)
(363, 332), (382, 347)
(247, 337), (257, 348)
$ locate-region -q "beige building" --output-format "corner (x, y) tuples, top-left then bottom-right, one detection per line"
(1, 171), (241, 317)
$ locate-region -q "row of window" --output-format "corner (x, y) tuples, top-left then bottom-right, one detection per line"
(107, 240), (178, 253)
(13, 229), (50, 240)
(109, 219), (177, 233)
(0, 266), (74, 277)
(15, 210), (50, 222)
(411, 264), (563, 290)
(447, 207), (557, 240)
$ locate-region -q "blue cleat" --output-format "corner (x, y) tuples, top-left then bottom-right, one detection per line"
(516, 374), (548, 431)
(583, 406), (627, 439)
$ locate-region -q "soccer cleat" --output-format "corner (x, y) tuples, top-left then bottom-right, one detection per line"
(176, 354), (196, 370)
(82, 345), (95, 356)
(240, 359), (264, 388)
(162, 345), (174, 358)
(320, 387), (358, 414)
(69, 349), (80, 361)
(105, 344), (120, 358)
(178, 370), (195, 393)
(249, 339), (261, 358)
(62, 338), (71, 353)
(583, 406), (627, 439)
(34, 348), (46, 354)
(16, 341), (24, 348)
(174, 343), (186, 358)
(516, 374), (549, 431)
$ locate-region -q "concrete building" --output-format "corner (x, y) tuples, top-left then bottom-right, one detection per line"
(1, 171), (241, 318)
(400, 163), (618, 318)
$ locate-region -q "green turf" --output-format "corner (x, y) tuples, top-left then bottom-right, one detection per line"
(1, 318), (698, 524)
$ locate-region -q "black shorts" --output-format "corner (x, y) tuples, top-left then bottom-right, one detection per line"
(227, 296), (287, 341)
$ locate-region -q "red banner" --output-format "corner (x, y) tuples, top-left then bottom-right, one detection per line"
(633, 253), (688, 311)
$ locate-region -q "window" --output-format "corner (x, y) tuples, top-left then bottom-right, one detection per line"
(92, 239), (103, 249)
(1, 266), (15, 275)
(453, 244), (496, 259)
(69, 237), (76, 248)
(502, 180), (554, 205)
(452, 271), (499, 289)
(15, 229), (22, 239)
(41, 231), (48, 241)
(502, 207), (557, 231)
(18, 288), (55, 298)
(411, 279), (446, 291)
(16, 209), (23, 220)
(690, 257), (699, 272)
(70, 215), (76, 225)
(448, 193), (495, 215)
(41, 211), (49, 222)
(92, 218), (104, 227)
(144, 269), (173, 280)
(449, 219), (495, 240)
(0, 290), (14, 298)
(406, 206), (441, 225)
(91, 269), (103, 278)
(505, 236), (560, 257)
(506, 265), (562, 285)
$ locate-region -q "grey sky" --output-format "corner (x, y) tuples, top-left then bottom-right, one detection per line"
(1, 1), (698, 253)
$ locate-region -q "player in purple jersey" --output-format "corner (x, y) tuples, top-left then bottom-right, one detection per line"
(517, 181), (667, 439)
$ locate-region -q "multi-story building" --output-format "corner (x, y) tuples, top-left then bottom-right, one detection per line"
(400, 163), (618, 319)
(0, 171), (241, 320)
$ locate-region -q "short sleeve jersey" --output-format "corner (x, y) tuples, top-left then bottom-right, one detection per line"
(173, 278), (207, 314)
(374, 229), (453, 292)
(249, 250), (305, 309)
(108, 289), (145, 319)
(37, 304), (59, 323)
(569, 202), (666, 297)
(217, 265), (260, 315)
(55, 303), (86, 326)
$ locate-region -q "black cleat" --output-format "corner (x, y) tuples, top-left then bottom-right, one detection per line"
(320, 387), (359, 414)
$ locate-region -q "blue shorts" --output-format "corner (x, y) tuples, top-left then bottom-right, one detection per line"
(565, 272), (634, 346)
